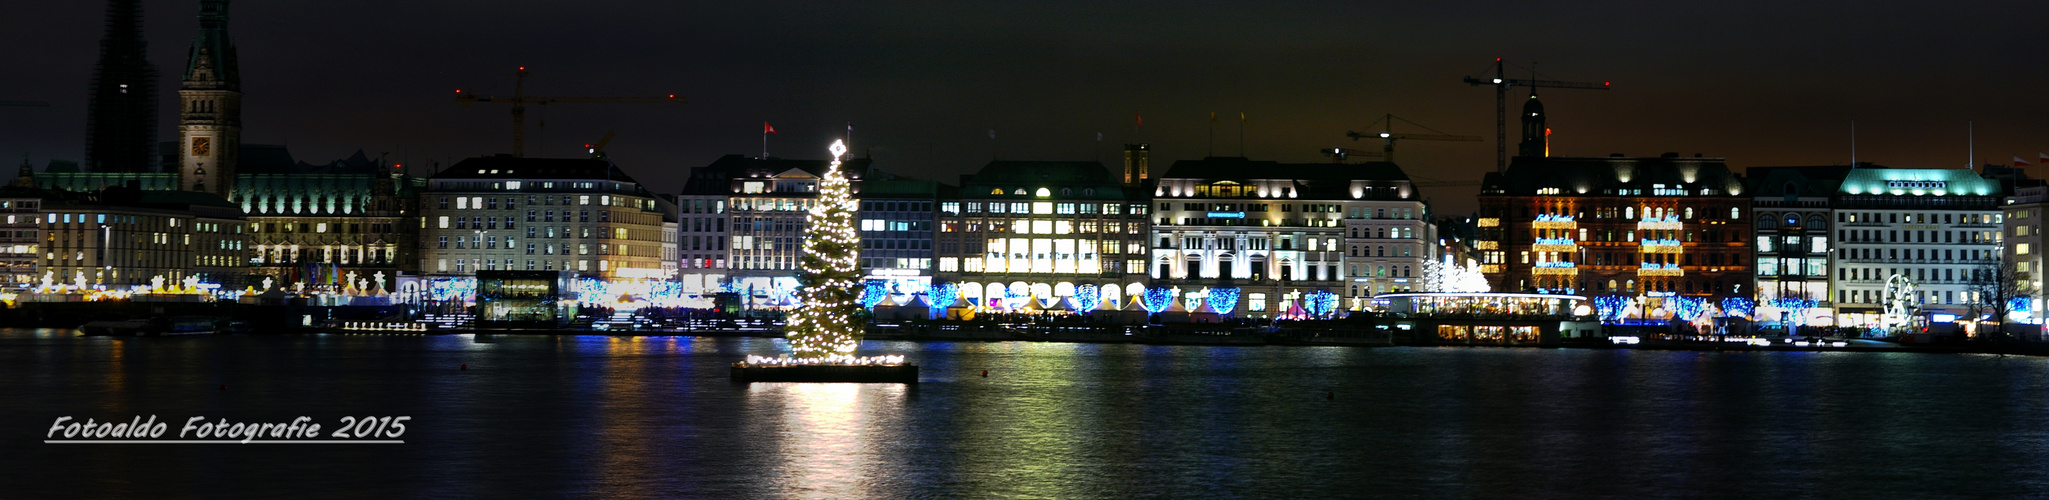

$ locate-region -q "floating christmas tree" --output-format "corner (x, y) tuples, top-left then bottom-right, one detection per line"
(783, 140), (865, 358)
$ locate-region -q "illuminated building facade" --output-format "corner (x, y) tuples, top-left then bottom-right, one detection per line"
(37, 187), (246, 288)
(1828, 167), (2007, 326)
(420, 156), (677, 281)
(236, 154), (422, 288)
(935, 161), (1152, 308)
(2005, 184), (2047, 324)
(1745, 166), (1851, 310)
(675, 157), (743, 295)
(700, 156), (870, 304)
(1477, 155), (1751, 300)
(857, 177), (941, 301)
(1148, 157), (1429, 316)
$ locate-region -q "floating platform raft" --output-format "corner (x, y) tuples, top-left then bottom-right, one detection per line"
(730, 363), (919, 383)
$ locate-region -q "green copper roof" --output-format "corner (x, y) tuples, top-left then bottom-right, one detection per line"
(1837, 168), (2002, 196)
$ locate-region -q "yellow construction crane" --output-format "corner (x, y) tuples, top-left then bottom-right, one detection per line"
(456, 67), (684, 157)
(1344, 114), (1482, 163)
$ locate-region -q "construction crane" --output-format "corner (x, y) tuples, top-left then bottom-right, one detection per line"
(456, 67), (684, 157)
(1463, 59), (1610, 172)
(584, 131), (617, 159)
(1321, 147), (1383, 164)
(1344, 114), (1483, 163)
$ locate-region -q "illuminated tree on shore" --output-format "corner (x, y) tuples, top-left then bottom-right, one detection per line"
(784, 140), (864, 358)
(1424, 256), (1491, 293)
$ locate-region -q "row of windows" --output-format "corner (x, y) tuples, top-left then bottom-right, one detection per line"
(440, 258), (601, 273)
(1834, 266), (1990, 283)
(946, 202), (1143, 215)
(1518, 251), (1746, 268)
(941, 221), (1135, 234)
(1349, 227), (1416, 239)
(1839, 211), (1999, 225)
(438, 194), (619, 210)
(1836, 247), (1997, 262)
(939, 257), (1143, 275)
(860, 220), (930, 232)
(1516, 206), (1743, 221)
(524, 210), (604, 223)
(861, 201), (933, 212)
(1835, 229), (1998, 244)
(1840, 289), (1985, 305)
(1165, 236), (1347, 251)
(250, 222), (382, 234)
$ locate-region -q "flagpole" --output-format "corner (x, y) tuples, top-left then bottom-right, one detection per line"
(1239, 112), (1246, 157)
(1208, 112), (1216, 157)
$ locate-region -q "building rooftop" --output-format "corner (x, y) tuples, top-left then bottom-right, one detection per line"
(434, 156), (639, 183)
(1482, 155), (1745, 196)
(1836, 167), (2005, 197)
(958, 160), (1137, 200)
(1744, 165), (1855, 198)
(683, 155), (872, 196)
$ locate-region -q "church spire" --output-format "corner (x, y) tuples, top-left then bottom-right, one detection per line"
(1516, 90), (1547, 158)
(84, 0), (158, 173)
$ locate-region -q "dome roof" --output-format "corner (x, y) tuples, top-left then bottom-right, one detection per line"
(1521, 93), (1545, 118)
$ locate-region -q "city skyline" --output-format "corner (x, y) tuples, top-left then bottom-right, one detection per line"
(4, 1), (2049, 216)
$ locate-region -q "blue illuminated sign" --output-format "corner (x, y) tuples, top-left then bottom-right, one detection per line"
(1207, 212), (1245, 218)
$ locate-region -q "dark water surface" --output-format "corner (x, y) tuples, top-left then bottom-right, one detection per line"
(4, 329), (2049, 498)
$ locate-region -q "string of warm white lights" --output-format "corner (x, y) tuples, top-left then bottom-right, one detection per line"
(782, 140), (865, 358)
(743, 354), (905, 367)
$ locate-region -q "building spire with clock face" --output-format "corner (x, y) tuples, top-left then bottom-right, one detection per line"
(178, 0), (239, 198)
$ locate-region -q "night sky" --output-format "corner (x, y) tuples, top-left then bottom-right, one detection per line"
(5, 1), (2048, 215)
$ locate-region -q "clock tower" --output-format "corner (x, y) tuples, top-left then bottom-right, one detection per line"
(178, 0), (238, 197)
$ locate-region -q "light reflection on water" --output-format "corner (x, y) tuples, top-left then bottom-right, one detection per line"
(5, 331), (2049, 498)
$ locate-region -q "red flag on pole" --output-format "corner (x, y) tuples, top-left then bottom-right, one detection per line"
(2015, 156), (2030, 167)
(764, 122), (777, 134)
(1135, 113), (1143, 127)
(2039, 152), (2047, 164)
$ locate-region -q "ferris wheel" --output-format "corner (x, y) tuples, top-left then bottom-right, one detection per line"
(1883, 274), (1916, 328)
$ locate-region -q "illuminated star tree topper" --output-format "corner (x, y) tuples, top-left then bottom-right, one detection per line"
(783, 139), (865, 358)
